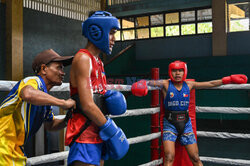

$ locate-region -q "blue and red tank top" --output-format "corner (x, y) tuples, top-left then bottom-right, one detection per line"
(164, 80), (190, 111)
(65, 49), (107, 145)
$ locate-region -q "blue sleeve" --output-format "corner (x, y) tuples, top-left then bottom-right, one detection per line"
(44, 106), (54, 122)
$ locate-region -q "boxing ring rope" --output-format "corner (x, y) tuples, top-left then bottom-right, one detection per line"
(27, 132), (162, 165)
(196, 106), (250, 114)
(110, 107), (160, 118)
(56, 107), (160, 119)
(56, 107), (250, 139)
(2, 81), (250, 92)
(138, 158), (163, 166)
(1, 80), (250, 165)
(199, 157), (250, 166)
(197, 131), (250, 139)
(138, 157), (250, 166)
(0, 81), (157, 92)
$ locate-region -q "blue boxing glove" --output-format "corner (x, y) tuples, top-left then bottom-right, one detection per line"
(99, 117), (129, 160)
(104, 90), (127, 115)
(101, 142), (110, 160)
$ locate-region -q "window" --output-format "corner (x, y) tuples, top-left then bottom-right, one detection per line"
(150, 14), (164, 25)
(181, 24), (196, 35)
(181, 11), (195, 22)
(165, 12), (179, 24)
(165, 25), (180, 36)
(198, 8), (212, 21)
(121, 17), (135, 40)
(198, 22), (212, 34)
(197, 8), (212, 34)
(122, 30), (135, 40)
(228, 2), (250, 32)
(136, 16), (149, 27)
(115, 30), (121, 41)
(151, 27), (164, 37)
(122, 17), (135, 28)
(137, 28), (149, 39)
(116, 7), (212, 41)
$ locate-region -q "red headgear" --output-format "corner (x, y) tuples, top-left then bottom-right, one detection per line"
(168, 60), (187, 83)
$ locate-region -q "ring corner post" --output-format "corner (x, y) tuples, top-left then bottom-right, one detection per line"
(150, 68), (160, 161)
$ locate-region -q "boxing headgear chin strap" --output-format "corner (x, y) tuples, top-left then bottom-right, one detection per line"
(82, 11), (120, 55)
(168, 60), (188, 83)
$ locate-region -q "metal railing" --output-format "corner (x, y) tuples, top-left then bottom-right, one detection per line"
(107, 0), (141, 6)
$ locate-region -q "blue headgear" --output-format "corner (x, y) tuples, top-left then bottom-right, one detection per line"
(82, 11), (120, 55)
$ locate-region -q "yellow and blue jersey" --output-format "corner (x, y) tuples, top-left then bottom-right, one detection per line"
(0, 76), (54, 165)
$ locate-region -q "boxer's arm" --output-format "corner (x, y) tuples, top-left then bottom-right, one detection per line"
(73, 53), (107, 127)
(20, 86), (75, 109)
(149, 79), (169, 95)
(187, 79), (222, 90)
(147, 79), (168, 88)
(188, 74), (247, 90)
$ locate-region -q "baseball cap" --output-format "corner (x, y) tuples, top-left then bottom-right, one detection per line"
(32, 49), (73, 73)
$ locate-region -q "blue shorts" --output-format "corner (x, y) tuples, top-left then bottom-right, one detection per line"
(68, 142), (105, 166)
(163, 118), (196, 145)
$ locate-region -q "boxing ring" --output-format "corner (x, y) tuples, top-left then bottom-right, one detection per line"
(1, 80), (250, 166)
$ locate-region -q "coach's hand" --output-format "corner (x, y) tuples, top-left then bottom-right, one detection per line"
(60, 99), (76, 110)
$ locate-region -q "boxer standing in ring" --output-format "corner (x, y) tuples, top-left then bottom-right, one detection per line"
(131, 60), (248, 166)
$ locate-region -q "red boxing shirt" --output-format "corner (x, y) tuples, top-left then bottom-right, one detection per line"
(65, 49), (107, 145)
